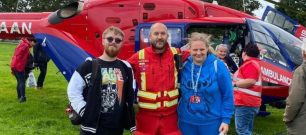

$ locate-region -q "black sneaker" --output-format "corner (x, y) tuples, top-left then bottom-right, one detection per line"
(19, 97), (26, 103)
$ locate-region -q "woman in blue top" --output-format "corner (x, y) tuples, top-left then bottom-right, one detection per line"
(178, 32), (234, 135)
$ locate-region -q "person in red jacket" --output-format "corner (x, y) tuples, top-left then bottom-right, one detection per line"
(10, 37), (37, 103)
(128, 23), (181, 135)
(232, 43), (261, 135)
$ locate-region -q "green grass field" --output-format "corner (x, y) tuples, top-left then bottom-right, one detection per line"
(0, 42), (286, 135)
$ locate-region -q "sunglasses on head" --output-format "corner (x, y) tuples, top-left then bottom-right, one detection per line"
(105, 37), (122, 44)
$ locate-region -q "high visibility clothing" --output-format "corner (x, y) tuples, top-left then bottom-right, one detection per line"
(233, 58), (262, 107)
(129, 45), (180, 115)
(128, 44), (182, 135)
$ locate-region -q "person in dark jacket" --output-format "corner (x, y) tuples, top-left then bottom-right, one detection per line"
(215, 44), (238, 74)
(10, 37), (37, 102)
(33, 43), (50, 89)
(67, 26), (136, 135)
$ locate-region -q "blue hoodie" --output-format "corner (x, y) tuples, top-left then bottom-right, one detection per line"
(178, 54), (234, 125)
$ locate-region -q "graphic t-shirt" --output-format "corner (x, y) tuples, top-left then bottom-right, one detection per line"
(98, 59), (127, 128)
(76, 59), (128, 129)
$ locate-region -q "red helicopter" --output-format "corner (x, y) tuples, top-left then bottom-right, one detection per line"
(0, 0), (304, 106)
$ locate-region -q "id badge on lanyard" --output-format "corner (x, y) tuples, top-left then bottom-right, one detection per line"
(190, 63), (202, 104)
(190, 95), (201, 103)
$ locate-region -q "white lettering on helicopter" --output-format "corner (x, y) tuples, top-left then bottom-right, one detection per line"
(0, 22), (32, 34)
(261, 67), (291, 85)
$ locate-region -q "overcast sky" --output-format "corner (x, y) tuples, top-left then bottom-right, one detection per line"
(253, 0), (279, 19)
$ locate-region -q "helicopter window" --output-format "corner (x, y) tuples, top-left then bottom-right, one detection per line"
(272, 13), (285, 28)
(257, 42), (287, 67)
(251, 26), (287, 67)
(266, 35), (279, 50)
(264, 11), (275, 24)
(262, 22), (303, 66)
(253, 31), (280, 51)
(253, 31), (268, 45)
(283, 20), (294, 33)
(139, 27), (182, 49)
(251, 23), (268, 34)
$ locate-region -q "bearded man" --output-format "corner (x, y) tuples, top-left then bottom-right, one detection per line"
(67, 26), (136, 135)
(128, 23), (182, 135)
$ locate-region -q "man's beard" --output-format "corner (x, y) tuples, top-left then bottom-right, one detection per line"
(150, 39), (167, 50)
(105, 46), (120, 58)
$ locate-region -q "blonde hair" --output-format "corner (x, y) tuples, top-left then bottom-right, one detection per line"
(102, 26), (125, 39)
(188, 32), (215, 54)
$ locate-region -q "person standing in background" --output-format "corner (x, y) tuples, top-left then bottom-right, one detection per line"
(10, 37), (37, 103)
(283, 41), (306, 135)
(232, 43), (262, 135)
(33, 42), (50, 89)
(215, 44), (238, 74)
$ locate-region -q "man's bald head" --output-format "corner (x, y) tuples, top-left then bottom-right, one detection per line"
(149, 23), (169, 53)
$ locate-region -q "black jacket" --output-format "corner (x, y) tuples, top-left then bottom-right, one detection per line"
(33, 43), (50, 63)
(225, 56), (238, 73)
(68, 59), (136, 134)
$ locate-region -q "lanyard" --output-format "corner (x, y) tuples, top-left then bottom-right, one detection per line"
(191, 63), (202, 93)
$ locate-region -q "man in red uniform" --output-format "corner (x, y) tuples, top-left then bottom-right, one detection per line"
(232, 43), (261, 135)
(128, 23), (181, 135)
(10, 37), (37, 102)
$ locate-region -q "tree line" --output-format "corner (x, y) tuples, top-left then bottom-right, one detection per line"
(0, 0), (76, 12)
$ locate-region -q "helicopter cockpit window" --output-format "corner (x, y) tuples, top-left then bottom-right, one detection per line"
(253, 30), (287, 67)
(251, 23), (267, 34)
(139, 27), (182, 49)
(249, 20), (287, 66)
(262, 21), (303, 66)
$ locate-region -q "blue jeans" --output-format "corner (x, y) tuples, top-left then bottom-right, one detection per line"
(13, 70), (26, 99)
(235, 106), (259, 135)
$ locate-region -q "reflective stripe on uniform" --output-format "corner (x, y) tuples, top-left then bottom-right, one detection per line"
(138, 90), (161, 100)
(170, 47), (178, 89)
(138, 102), (161, 109)
(163, 89), (179, 98)
(164, 99), (178, 108)
(138, 89), (178, 100)
(139, 50), (146, 91)
(235, 87), (261, 97)
(170, 47), (178, 54)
